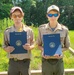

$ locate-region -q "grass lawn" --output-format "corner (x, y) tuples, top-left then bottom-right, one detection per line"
(69, 30), (74, 49)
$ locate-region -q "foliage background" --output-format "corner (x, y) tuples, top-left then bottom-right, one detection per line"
(0, 19), (74, 71)
(0, 0), (74, 72)
(0, 0), (74, 29)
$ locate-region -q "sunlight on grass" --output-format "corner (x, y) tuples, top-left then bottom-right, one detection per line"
(63, 50), (74, 68)
(69, 31), (74, 49)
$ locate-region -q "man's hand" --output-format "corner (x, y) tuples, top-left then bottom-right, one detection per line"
(42, 54), (61, 59)
(4, 46), (15, 53)
(53, 54), (60, 57)
(23, 43), (31, 50)
(42, 55), (50, 59)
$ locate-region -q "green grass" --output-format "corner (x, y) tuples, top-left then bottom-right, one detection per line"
(0, 26), (74, 71)
(63, 50), (74, 68)
(69, 30), (74, 49)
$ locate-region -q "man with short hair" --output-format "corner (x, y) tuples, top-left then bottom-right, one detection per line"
(3, 6), (34, 75)
(37, 5), (70, 75)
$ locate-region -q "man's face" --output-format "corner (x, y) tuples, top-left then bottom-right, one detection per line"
(47, 10), (60, 22)
(11, 10), (23, 24)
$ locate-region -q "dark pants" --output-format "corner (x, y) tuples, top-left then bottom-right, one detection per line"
(42, 58), (65, 75)
(8, 59), (30, 75)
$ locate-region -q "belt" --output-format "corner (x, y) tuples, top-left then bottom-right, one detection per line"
(42, 58), (60, 61)
(10, 58), (30, 62)
(42, 58), (63, 64)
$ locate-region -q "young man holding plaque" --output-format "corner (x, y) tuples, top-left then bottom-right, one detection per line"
(37, 5), (70, 75)
(3, 6), (34, 75)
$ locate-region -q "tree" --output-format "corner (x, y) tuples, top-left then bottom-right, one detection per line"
(0, 0), (13, 19)
(0, 0), (74, 29)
